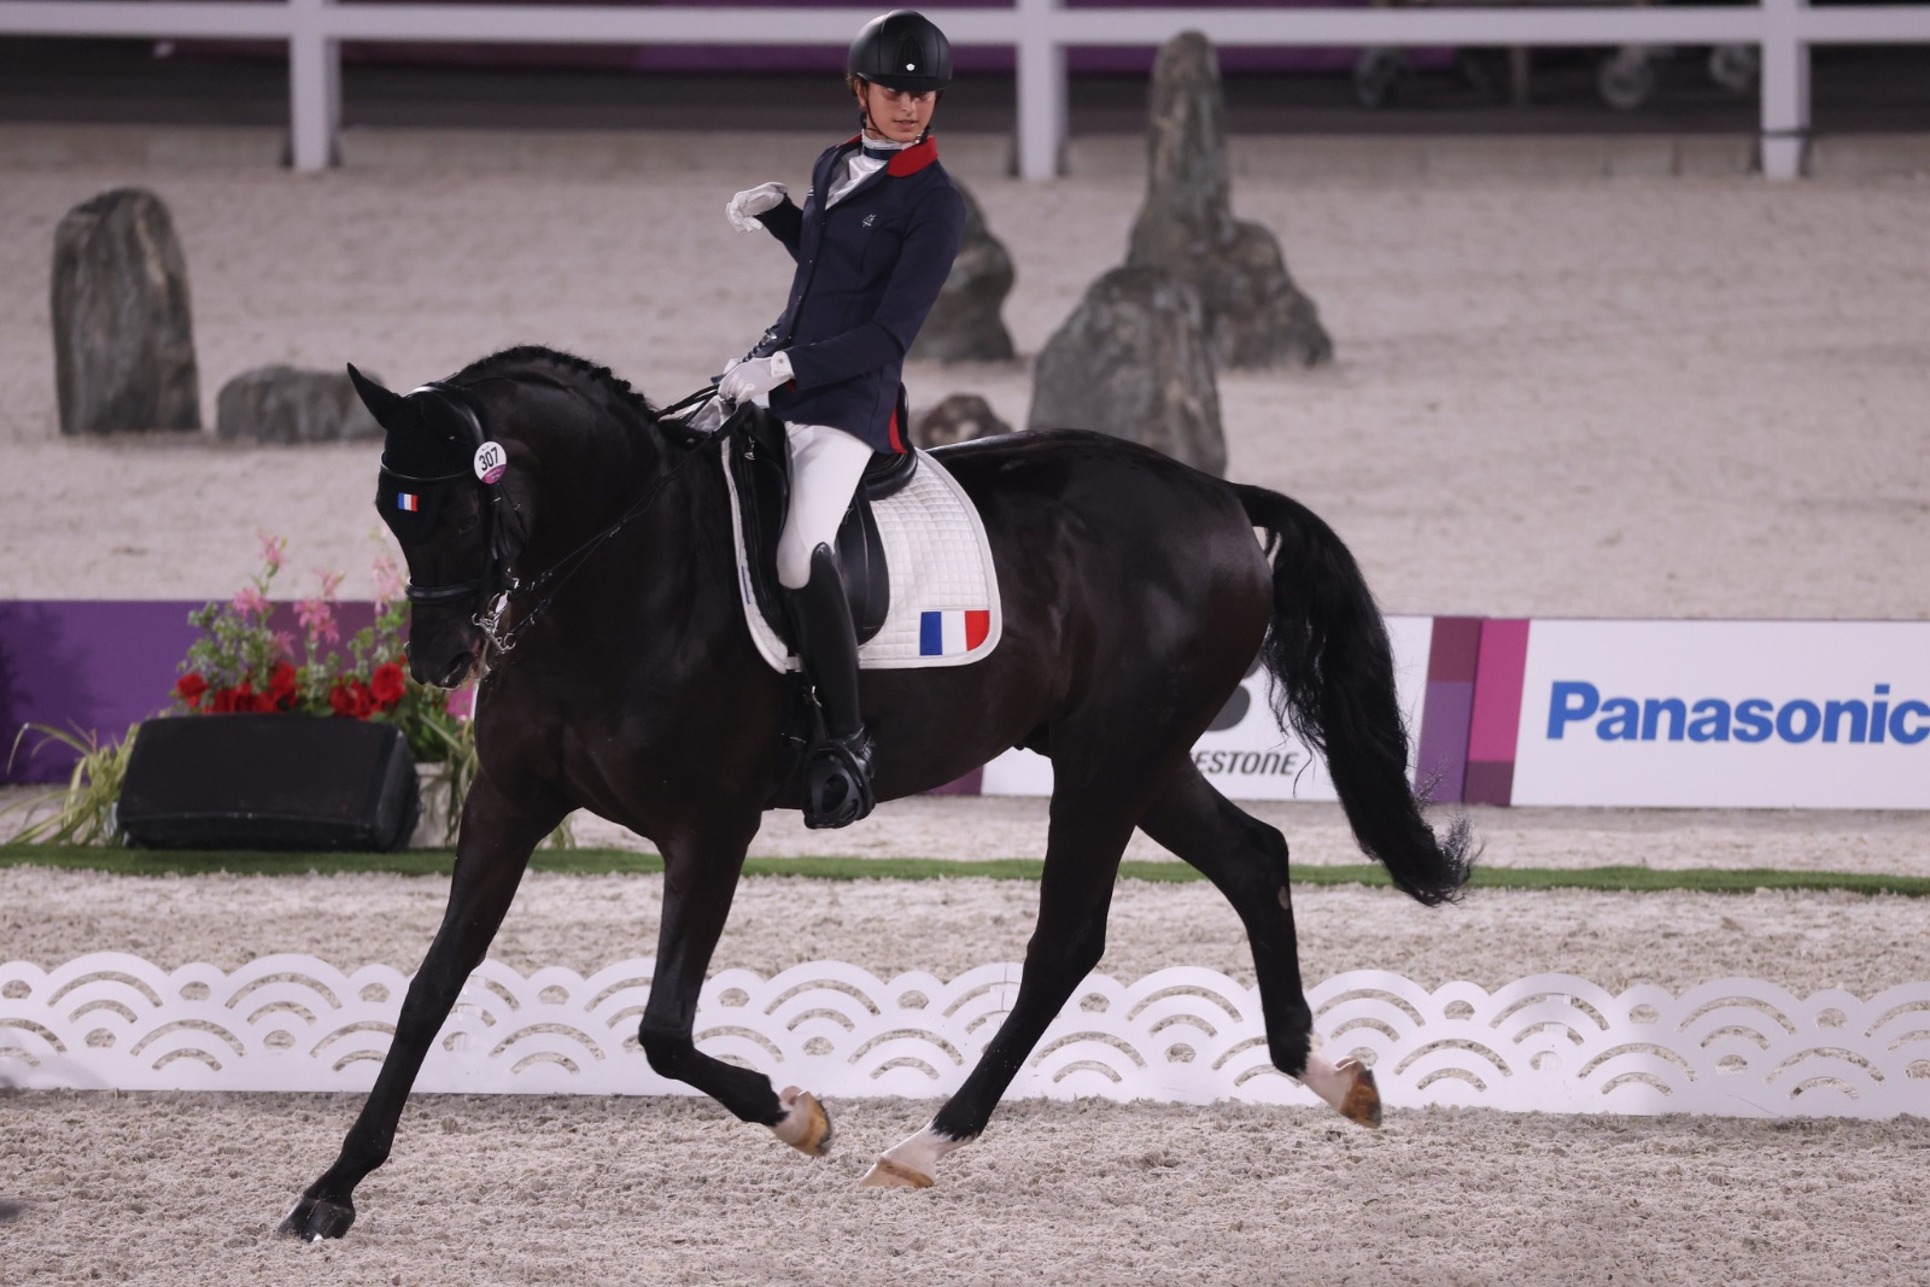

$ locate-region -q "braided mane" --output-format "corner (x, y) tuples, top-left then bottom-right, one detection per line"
(451, 345), (661, 427)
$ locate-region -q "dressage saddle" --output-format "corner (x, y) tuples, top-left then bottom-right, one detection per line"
(713, 400), (915, 651)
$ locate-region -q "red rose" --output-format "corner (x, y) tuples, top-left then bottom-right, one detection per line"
(251, 690), (281, 713)
(370, 662), (406, 710)
(266, 661), (300, 711)
(175, 673), (209, 709)
(330, 680), (376, 720)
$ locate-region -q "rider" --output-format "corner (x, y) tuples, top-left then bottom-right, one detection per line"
(717, 9), (965, 830)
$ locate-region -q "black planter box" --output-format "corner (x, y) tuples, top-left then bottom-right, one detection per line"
(119, 714), (421, 851)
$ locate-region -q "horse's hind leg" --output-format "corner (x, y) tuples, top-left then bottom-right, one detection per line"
(279, 775), (566, 1241)
(637, 820), (832, 1158)
(861, 782), (1140, 1189)
(1137, 764), (1381, 1127)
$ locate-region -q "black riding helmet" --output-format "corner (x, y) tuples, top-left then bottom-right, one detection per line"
(848, 10), (952, 93)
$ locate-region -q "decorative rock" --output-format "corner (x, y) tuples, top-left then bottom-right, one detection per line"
(1027, 265), (1224, 476)
(909, 182), (1016, 363)
(1126, 32), (1333, 369)
(215, 366), (383, 444)
(50, 187), (201, 434)
(914, 394), (1013, 448)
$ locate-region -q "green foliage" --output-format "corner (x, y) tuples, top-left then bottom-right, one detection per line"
(2, 723), (140, 846)
(1, 843), (1924, 899)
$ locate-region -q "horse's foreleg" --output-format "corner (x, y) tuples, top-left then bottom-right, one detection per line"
(638, 824), (831, 1157)
(862, 787), (1136, 1189)
(278, 777), (563, 1241)
(1138, 765), (1380, 1127)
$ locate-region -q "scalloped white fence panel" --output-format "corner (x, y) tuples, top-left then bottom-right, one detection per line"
(3, 954), (1927, 1117)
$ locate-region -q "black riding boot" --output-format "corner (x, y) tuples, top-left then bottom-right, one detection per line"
(784, 543), (876, 829)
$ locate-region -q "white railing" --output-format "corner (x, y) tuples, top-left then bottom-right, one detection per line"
(2, 0), (1927, 179)
(7, 953), (1927, 1116)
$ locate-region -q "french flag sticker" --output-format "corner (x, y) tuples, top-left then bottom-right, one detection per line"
(919, 609), (991, 656)
(396, 493), (421, 513)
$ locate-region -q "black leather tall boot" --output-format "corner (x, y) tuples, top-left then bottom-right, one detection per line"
(784, 543), (876, 829)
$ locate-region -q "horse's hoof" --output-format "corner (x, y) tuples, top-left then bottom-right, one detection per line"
(1337, 1058), (1383, 1129)
(860, 1157), (935, 1189)
(277, 1193), (356, 1242)
(773, 1086), (833, 1157)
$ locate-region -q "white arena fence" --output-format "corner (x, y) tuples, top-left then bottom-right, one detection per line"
(3, 2), (1929, 180)
(4, 953), (1926, 1117)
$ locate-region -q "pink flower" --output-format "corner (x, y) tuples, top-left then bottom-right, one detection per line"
(318, 569), (345, 600)
(232, 585), (269, 618)
(371, 554), (405, 606)
(296, 597), (339, 645)
(273, 630), (297, 655)
(257, 532), (287, 572)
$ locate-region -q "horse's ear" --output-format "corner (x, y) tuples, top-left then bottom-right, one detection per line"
(347, 363), (412, 432)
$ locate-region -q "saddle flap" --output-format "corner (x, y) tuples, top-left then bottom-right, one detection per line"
(722, 404), (891, 649)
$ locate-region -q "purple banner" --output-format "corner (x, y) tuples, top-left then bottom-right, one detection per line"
(0, 600), (376, 785)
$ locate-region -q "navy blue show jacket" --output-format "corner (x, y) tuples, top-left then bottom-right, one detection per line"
(751, 134), (965, 453)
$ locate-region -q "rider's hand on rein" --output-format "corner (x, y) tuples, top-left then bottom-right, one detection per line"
(718, 353), (792, 403)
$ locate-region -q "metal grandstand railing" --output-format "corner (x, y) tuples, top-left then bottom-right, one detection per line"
(1, 0), (1926, 178)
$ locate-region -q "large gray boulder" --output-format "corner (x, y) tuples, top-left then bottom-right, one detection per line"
(1027, 265), (1224, 476)
(215, 366), (383, 444)
(915, 393), (1013, 448)
(910, 182), (1016, 363)
(1126, 32), (1332, 369)
(51, 187), (201, 434)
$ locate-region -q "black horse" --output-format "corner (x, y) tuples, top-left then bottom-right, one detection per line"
(279, 346), (1471, 1239)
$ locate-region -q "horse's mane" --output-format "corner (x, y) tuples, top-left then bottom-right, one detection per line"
(450, 345), (661, 429)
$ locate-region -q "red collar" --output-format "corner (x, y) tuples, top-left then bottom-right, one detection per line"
(887, 135), (939, 176)
(844, 134), (940, 177)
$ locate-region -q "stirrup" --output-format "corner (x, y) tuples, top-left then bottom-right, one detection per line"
(804, 730), (875, 830)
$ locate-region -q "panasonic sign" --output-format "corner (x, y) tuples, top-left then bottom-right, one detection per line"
(1511, 621), (1930, 809)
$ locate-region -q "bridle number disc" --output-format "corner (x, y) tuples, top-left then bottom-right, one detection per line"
(474, 441), (507, 484)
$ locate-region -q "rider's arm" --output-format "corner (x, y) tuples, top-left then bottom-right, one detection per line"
(783, 186), (964, 391)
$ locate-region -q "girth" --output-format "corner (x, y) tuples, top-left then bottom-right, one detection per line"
(721, 402), (915, 649)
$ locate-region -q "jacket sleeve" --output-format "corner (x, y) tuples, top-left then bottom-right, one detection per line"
(756, 197), (804, 261)
(784, 183), (965, 392)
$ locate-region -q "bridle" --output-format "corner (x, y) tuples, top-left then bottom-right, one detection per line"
(384, 381), (720, 667)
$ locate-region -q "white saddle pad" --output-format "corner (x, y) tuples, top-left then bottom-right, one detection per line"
(721, 442), (1003, 674)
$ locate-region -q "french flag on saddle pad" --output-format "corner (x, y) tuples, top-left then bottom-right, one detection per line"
(395, 493), (421, 513)
(920, 609), (991, 657)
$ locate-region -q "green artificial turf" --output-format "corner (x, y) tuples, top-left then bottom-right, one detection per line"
(2, 843), (1927, 897)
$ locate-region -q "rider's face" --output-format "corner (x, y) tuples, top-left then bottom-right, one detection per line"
(856, 81), (937, 144)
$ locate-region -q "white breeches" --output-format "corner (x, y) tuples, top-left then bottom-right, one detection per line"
(777, 421), (875, 590)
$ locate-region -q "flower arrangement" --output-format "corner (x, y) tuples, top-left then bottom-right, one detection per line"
(171, 534), (462, 765)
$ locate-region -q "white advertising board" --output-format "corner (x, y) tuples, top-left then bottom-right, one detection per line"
(1510, 620), (1930, 809)
(981, 616), (1433, 802)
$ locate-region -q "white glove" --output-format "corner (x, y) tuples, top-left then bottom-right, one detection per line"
(726, 182), (789, 233)
(717, 352), (793, 403)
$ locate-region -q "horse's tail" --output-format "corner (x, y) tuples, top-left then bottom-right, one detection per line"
(1234, 484), (1474, 906)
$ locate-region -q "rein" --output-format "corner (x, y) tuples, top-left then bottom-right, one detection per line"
(460, 385), (721, 664)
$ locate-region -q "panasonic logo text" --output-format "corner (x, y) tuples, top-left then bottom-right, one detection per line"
(1546, 681), (1929, 745)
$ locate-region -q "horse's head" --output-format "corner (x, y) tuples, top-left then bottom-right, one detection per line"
(350, 364), (535, 687)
